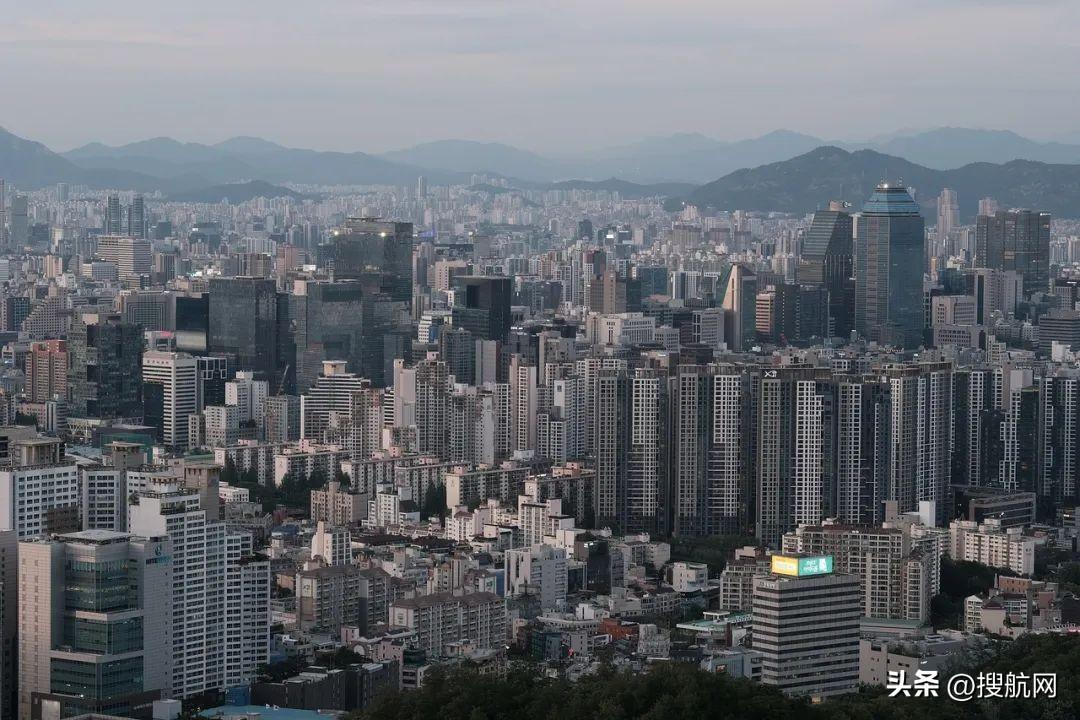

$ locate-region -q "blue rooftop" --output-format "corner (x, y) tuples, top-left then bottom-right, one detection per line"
(861, 183), (921, 215)
(200, 706), (339, 720)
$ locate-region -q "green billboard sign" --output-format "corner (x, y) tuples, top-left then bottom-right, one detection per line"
(797, 555), (833, 576)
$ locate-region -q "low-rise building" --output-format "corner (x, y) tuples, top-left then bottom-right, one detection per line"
(390, 591), (507, 658)
(948, 519), (1036, 576)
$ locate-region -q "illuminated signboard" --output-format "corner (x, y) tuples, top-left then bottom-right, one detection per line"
(770, 554), (834, 577)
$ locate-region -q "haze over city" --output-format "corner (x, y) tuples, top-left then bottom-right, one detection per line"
(3, 0), (1080, 152)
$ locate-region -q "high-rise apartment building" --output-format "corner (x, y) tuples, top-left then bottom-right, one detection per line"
(626, 368), (669, 535)
(594, 367), (630, 527)
(26, 339), (68, 403)
(301, 361), (371, 442)
(264, 394), (302, 443)
(754, 365), (830, 548)
(128, 484), (269, 699)
(1037, 371), (1080, 502)
(855, 183), (925, 349)
(671, 364), (751, 537)
(414, 355), (450, 458)
(882, 362), (953, 525)
(0, 443), (79, 539)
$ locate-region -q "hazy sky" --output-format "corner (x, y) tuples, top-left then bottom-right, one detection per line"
(2, 0), (1078, 153)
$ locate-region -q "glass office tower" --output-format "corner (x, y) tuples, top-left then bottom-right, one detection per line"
(855, 184), (925, 349)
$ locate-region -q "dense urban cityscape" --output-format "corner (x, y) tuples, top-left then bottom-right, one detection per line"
(4, 2), (1080, 720)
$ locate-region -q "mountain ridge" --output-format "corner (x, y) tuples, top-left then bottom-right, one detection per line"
(684, 146), (1080, 218)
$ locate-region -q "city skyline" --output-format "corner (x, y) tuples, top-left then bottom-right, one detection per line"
(4, 2), (1080, 717)
(3, 1), (1080, 152)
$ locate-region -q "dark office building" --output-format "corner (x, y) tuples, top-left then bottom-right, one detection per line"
(634, 265), (669, 298)
(150, 220), (173, 241)
(3, 296), (30, 332)
(577, 219), (594, 243)
(290, 280), (367, 393)
(127, 195), (146, 239)
(105, 194), (123, 235)
(515, 279), (562, 315)
(189, 221), (223, 250)
(68, 313), (144, 419)
(197, 355), (230, 409)
(800, 203), (854, 337)
(174, 293), (209, 353)
(975, 210), (1051, 295)
(855, 184), (925, 349)
(328, 218), (414, 305)
(142, 382), (165, 443)
(769, 283), (829, 345)
(208, 277), (280, 386)
(251, 662), (396, 714)
(452, 276), (512, 343)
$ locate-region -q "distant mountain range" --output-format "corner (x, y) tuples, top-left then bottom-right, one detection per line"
(4, 125), (1080, 214)
(684, 146), (1080, 219)
(62, 134), (457, 187)
(377, 128), (1080, 184)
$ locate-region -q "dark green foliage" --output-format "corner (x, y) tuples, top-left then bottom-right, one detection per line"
(1055, 561), (1080, 594)
(667, 534), (758, 573)
(257, 656), (306, 683)
(931, 557), (1015, 629)
(422, 484), (447, 519)
(350, 636), (1080, 720)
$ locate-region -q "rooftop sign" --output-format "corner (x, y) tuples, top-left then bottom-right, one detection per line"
(771, 554), (833, 577)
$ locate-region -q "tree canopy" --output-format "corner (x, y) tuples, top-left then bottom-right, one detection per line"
(352, 634), (1080, 720)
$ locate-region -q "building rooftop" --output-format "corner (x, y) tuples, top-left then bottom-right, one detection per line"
(56, 529), (131, 544)
(393, 591), (500, 609)
(861, 184), (922, 215)
(200, 707), (331, 720)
